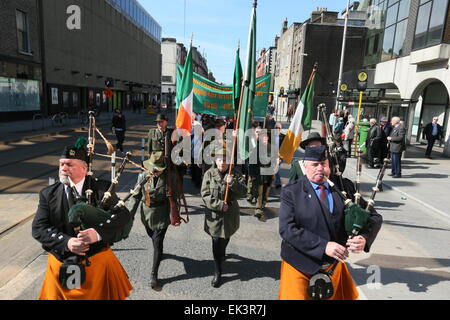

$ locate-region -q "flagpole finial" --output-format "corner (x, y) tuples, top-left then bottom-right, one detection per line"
(190, 33), (194, 46)
(253, 0), (257, 8)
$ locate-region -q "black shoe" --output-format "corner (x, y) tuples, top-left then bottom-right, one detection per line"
(254, 213), (262, 219)
(388, 173), (394, 176)
(276, 184), (282, 189)
(393, 175), (401, 178)
(211, 272), (222, 288)
(150, 274), (162, 291)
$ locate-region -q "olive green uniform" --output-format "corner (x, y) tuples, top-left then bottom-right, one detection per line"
(201, 167), (247, 239)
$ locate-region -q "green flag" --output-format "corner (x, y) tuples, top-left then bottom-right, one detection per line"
(237, 2), (257, 161)
(233, 47), (243, 111)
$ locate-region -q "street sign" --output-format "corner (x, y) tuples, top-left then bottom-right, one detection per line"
(357, 71), (368, 92)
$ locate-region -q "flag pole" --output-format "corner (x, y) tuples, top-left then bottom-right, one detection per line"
(224, 0), (257, 204)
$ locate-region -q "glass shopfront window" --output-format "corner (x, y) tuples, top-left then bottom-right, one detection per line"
(413, 0), (449, 50)
(380, 0), (411, 61)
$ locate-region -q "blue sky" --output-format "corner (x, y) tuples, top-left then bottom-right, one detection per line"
(140, 0), (346, 84)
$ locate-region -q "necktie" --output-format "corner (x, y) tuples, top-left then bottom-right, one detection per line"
(67, 186), (76, 207)
(318, 185), (330, 212)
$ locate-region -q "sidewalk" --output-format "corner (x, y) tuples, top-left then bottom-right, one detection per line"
(0, 109), (155, 145)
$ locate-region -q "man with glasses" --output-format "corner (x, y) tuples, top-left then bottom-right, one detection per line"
(423, 117), (444, 159)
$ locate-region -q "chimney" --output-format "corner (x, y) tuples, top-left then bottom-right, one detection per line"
(281, 18), (288, 34)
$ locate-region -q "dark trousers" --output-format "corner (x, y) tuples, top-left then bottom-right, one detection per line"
(391, 152), (402, 176)
(144, 226), (168, 276)
(212, 237), (230, 274)
(426, 137), (438, 156)
(115, 130), (125, 152)
(191, 160), (202, 188)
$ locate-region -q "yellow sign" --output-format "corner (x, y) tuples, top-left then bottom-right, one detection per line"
(358, 72), (368, 82)
(340, 83), (348, 92)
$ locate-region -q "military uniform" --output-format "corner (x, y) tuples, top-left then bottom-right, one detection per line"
(201, 167), (246, 238)
(201, 152), (247, 288)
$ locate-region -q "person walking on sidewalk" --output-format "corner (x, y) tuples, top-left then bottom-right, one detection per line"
(387, 116), (406, 178)
(278, 145), (382, 300)
(201, 148), (247, 288)
(342, 115), (355, 158)
(32, 138), (133, 300)
(112, 108), (126, 153)
(366, 118), (383, 168)
(423, 117), (444, 159)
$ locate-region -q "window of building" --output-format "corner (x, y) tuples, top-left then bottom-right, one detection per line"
(413, 0), (449, 50)
(380, 0), (411, 61)
(16, 10), (30, 54)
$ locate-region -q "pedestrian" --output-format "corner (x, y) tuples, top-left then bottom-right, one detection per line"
(342, 115), (355, 158)
(201, 148), (247, 288)
(379, 117), (391, 160)
(333, 117), (345, 138)
(32, 138), (133, 300)
(422, 116), (443, 159)
(278, 145), (382, 300)
(365, 118), (383, 168)
(329, 110), (338, 128)
(112, 108), (126, 153)
(387, 116), (406, 178)
(126, 150), (175, 291)
(274, 122), (285, 188)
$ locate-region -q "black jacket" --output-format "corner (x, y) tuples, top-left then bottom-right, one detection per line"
(423, 122), (443, 140)
(279, 176), (382, 275)
(112, 114), (126, 130)
(32, 176), (131, 262)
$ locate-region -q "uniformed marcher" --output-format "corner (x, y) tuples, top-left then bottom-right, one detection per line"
(148, 113), (169, 157)
(126, 151), (175, 291)
(288, 132), (326, 183)
(278, 145), (382, 300)
(32, 138), (133, 300)
(249, 130), (274, 221)
(131, 113), (179, 291)
(199, 118), (228, 175)
(201, 148), (247, 288)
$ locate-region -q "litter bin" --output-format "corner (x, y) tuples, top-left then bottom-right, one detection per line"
(357, 121), (370, 154)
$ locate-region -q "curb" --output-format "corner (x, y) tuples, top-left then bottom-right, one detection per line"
(347, 161), (450, 221)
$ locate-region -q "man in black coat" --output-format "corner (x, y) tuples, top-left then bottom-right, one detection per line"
(422, 117), (444, 159)
(32, 139), (132, 299)
(278, 145), (382, 300)
(112, 108), (127, 152)
(366, 118), (383, 168)
(387, 117), (406, 178)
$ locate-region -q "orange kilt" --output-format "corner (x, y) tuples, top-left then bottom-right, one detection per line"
(278, 260), (359, 300)
(38, 248), (133, 300)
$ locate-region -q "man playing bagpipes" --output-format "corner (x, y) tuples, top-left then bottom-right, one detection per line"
(32, 137), (133, 300)
(278, 145), (383, 300)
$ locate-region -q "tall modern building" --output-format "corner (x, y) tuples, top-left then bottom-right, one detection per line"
(39, 0), (162, 116)
(0, 0), (43, 121)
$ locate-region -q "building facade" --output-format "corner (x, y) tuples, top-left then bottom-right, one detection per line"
(368, 0), (450, 156)
(0, 0), (43, 121)
(41, 0), (162, 117)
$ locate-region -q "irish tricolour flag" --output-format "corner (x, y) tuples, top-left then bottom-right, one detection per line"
(279, 70), (316, 164)
(176, 47), (193, 134)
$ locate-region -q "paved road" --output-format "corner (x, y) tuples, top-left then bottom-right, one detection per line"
(0, 115), (449, 300)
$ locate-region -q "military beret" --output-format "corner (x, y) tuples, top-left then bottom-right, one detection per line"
(61, 137), (89, 163)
